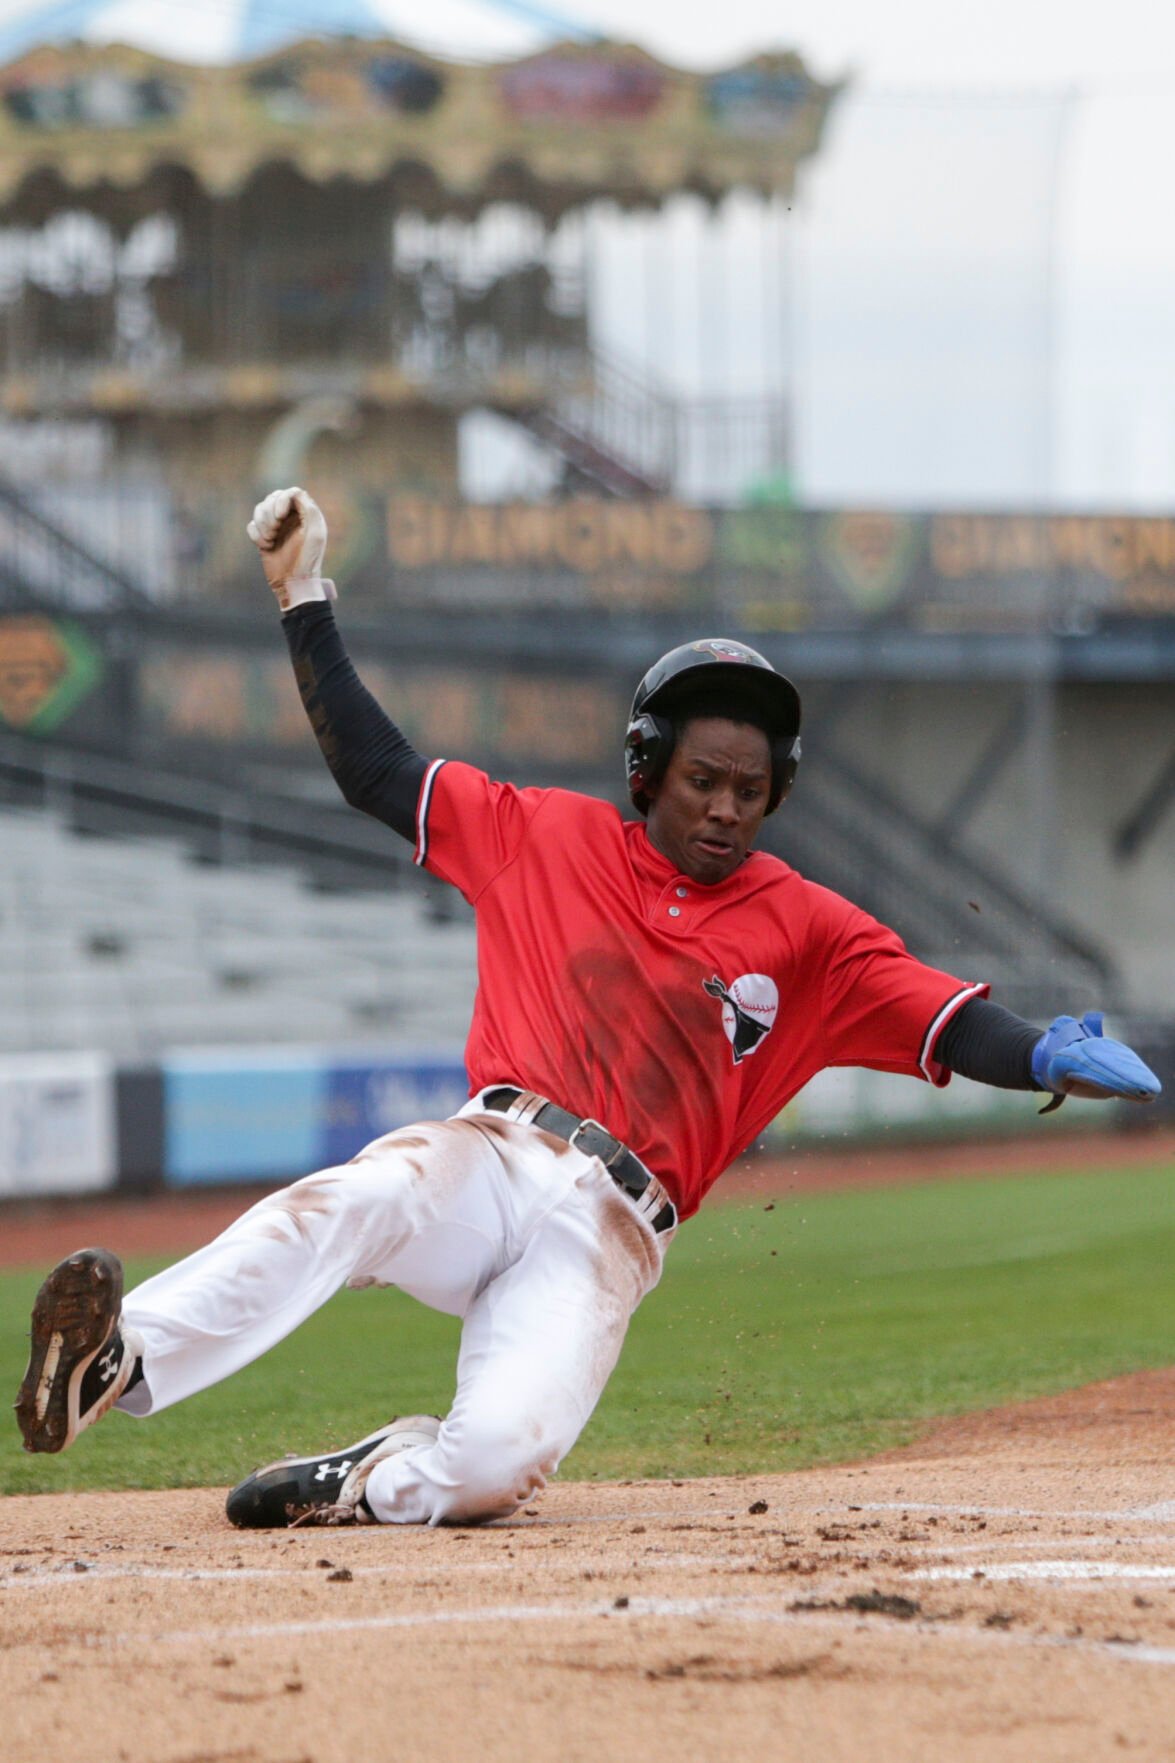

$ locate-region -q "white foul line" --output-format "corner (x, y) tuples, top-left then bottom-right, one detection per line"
(850, 1501), (1175, 1524)
(0, 1552), (743, 1593)
(92, 1593), (1175, 1670)
(514, 1499), (1175, 1527)
(914, 1561), (1175, 1584)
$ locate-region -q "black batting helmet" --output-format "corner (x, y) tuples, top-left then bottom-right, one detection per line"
(624, 637), (802, 816)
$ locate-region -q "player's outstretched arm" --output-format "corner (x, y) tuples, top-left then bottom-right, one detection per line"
(247, 486), (428, 842)
(934, 997), (1162, 1115)
(1030, 1011), (1162, 1113)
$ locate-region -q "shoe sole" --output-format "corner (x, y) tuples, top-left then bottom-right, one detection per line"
(226, 1420), (439, 1529)
(15, 1248), (124, 1454)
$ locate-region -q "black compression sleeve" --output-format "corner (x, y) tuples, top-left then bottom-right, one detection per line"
(933, 996), (1042, 1090)
(282, 602), (428, 842)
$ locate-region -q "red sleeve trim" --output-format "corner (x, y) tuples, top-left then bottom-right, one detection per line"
(413, 758), (448, 868)
(918, 982), (989, 1081)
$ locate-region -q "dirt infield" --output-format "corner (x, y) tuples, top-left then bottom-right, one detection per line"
(4, 1368), (1175, 1763)
(5, 1129), (1175, 1761)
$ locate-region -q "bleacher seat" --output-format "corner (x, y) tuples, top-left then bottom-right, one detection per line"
(0, 804), (477, 1056)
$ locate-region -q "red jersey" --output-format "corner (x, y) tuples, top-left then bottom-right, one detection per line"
(416, 761), (986, 1219)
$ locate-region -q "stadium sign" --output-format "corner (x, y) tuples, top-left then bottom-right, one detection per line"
(0, 616), (102, 731)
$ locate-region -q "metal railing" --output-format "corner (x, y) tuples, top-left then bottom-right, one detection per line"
(0, 731), (427, 896)
(509, 347), (791, 501)
(0, 472), (154, 610)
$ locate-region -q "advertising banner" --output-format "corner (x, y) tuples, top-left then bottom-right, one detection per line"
(163, 1049), (469, 1187)
(368, 499), (1175, 632)
(0, 1052), (116, 1198)
(0, 615), (104, 734)
(190, 492), (1175, 631)
(138, 641), (624, 769)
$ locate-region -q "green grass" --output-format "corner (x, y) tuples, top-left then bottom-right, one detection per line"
(3, 1157), (1174, 1495)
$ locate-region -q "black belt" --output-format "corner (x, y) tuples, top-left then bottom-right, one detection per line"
(479, 1086), (677, 1235)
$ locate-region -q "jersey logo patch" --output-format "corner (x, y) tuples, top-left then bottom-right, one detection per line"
(703, 972), (779, 1064)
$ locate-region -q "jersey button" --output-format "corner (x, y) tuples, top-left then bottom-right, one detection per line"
(675, 886), (688, 898)
(668, 906), (681, 918)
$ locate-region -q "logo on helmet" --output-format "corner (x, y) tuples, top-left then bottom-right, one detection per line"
(691, 639), (753, 663)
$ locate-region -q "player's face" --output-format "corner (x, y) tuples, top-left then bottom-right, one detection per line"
(645, 717), (772, 885)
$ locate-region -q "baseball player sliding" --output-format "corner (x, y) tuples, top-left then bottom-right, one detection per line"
(16, 487), (1161, 1528)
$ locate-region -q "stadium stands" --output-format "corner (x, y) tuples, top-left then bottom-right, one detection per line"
(0, 804), (476, 1057)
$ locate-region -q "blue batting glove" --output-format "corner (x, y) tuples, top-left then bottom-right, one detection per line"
(1031, 1011), (1162, 1112)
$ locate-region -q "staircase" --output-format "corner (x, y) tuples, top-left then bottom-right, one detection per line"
(509, 348), (678, 497)
(0, 472), (153, 611)
(509, 347), (793, 502)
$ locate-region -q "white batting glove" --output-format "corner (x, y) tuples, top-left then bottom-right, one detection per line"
(246, 486), (337, 612)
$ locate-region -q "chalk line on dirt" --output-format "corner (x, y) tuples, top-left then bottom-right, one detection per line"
(914, 1560), (1175, 1583)
(91, 1593), (1175, 1671)
(852, 1500), (1175, 1524)
(7, 1536), (1172, 1598)
(0, 1551), (746, 1591)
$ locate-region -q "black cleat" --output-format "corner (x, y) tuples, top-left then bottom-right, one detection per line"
(226, 1416), (441, 1528)
(15, 1248), (141, 1454)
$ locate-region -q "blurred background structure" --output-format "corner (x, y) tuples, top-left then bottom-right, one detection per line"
(0, 0), (1171, 1195)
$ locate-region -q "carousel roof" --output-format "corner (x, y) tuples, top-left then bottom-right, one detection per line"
(0, 4), (842, 217)
(0, 0), (595, 67)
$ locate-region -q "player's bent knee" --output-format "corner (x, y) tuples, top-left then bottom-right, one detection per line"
(432, 1416), (565, 1524)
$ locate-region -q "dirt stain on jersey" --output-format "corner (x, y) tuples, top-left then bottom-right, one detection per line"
(556, 939), (715, 1137)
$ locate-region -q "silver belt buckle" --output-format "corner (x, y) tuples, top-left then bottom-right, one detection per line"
(569, 1116), (616, 1163)
(568, 1116), (675, 1233)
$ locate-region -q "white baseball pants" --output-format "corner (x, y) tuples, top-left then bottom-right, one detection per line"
(116, 1096), (674, 1524)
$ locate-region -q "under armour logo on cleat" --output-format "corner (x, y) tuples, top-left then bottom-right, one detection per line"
(96, 1346), (121, 1384)
(313, 1460), (352, 1482)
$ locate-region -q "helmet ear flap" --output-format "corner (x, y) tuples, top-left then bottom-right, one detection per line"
(624, 712), (675, 814)
(768, 734), (802, 813)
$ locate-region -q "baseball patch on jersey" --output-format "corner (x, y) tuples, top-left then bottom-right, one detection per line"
(703, 972), (779, 1065)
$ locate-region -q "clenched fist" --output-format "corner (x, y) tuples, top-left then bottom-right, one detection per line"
(247, 486), (336, 612)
